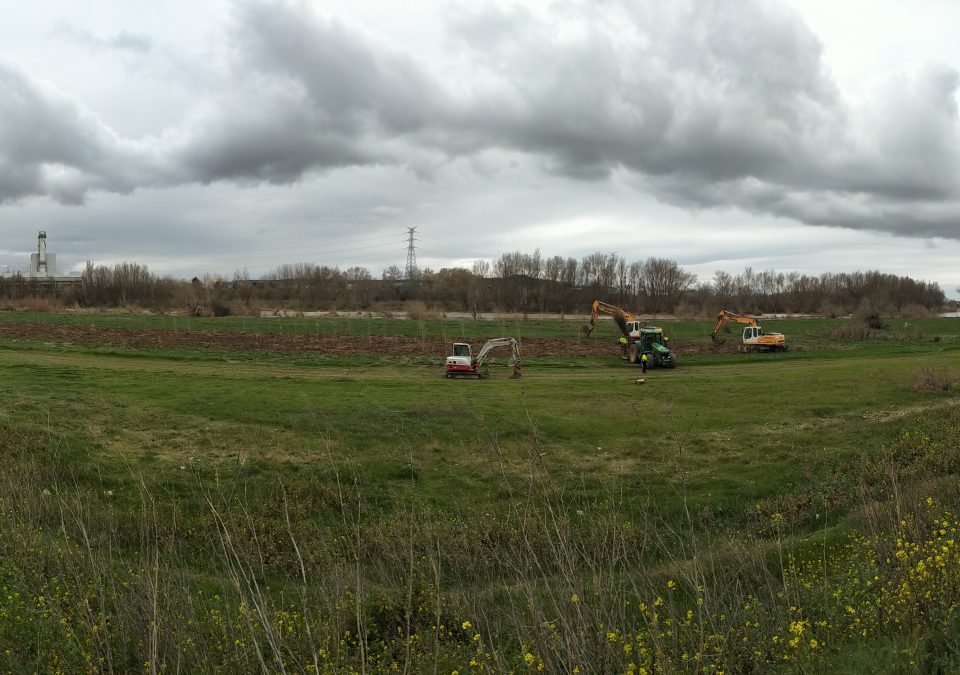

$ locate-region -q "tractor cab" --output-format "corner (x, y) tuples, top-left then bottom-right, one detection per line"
(636, 326), (664, 348)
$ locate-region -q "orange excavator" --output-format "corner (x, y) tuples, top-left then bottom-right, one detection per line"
(584, 300), (644, 338)
(711, 310), (788, 352)
(584, 300), (676, 368)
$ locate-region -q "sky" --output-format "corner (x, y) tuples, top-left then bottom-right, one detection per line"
(1, 0), (959, 298)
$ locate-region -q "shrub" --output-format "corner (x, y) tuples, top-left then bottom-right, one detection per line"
(899, 303), (933, 320)
(829, 323), (882, 340)
(673, 301), (709, 320)
(910, 367), (959, 393)
(406, 300), (436, 321)
(209, 299), (232, 317)
(495, 312), (524, 322)
(13, 297), (54, 312)
(819, 302), (847, 318)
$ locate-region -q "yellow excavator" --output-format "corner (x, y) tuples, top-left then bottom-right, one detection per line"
(584, 300), (675, 368)
(584, 300), (644, 337)
(711, 310), (788, 352)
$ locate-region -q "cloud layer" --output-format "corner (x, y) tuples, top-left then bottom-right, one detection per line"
(1, 0), (959, 240)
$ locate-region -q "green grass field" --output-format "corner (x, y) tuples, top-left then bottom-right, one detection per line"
(1, 314), (959, 672)
(5, 307), (959, 341)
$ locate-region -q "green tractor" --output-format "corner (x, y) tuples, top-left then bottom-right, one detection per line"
(583, 300), (676, 368)
(627, 326), (675, 368)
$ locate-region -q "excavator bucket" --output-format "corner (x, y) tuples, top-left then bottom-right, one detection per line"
(711, 335), (727, 345)
(582, 323), (595, 336)
(510, 363), (522, 379)
(613, 313), (629, 337)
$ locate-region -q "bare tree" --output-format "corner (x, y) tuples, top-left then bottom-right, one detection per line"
(639, 257), (697, 313)
(712, 270), (734, 303)
(381, 265), (403, 281)
(343, 267), (374, 308)
(615, 257), (628, 305)
(81, 261), (174, 308)
(472, 260), (491, 278)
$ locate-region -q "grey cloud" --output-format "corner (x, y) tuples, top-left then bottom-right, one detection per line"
(55, 22), (153, 53)
(232, 2), (438, 135)
(436, 2), (960, 238)
(0, 64), (159, 204)
(175, 90), (380, 183)
(109, 31), (154, 53)
(165, 1), (446, 184)
(4, 0), (960, 242)
(444, 1), (845, 184)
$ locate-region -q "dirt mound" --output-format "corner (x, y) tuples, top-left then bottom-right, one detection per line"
(0, 323), (739, 358)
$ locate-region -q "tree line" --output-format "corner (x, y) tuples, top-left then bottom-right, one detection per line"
(422, 251), (945, 317)
(0, 251), (947, 317)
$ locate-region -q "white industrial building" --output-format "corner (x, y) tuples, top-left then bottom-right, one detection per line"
(29, 231), (57, 277)
(1, 231), (80, 284)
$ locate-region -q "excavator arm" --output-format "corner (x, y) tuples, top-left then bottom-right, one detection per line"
(584, 300), (637, 337)
(474, 337), (522, 378)
(711, 310), (760, 344)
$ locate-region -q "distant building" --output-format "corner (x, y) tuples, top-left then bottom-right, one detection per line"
(1, 230), (80, 287)
(29, 231), (57, 277)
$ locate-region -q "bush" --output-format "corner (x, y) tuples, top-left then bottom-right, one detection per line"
(819, 302), (847, 318)
(209, 299), (231, 317)
(8, 297), (55, 312)
(910, 367), (959, 393)
(673, 300), (710, 320)
(829, 323), (882, 340)
(899, 303), (933, 320)
(406, 300), (436, 321)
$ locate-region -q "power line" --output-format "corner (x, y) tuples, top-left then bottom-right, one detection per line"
(159, 234), (408, 275)
(90, 228), (489, 279)
(224, 233), (406, 264)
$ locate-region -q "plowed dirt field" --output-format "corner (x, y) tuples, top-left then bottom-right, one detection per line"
(0, 323), (737, 357)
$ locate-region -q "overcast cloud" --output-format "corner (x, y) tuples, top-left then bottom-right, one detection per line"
(0, 0), (958, 293)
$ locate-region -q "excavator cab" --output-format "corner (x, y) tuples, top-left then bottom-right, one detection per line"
(743, 326), (762, 341)
(445, 343), (475, 377)
(625, 320), (649, 338)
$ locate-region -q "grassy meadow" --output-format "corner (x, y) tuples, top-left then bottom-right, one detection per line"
(3, 308), (960, 342)
(0, 313), (959, 672)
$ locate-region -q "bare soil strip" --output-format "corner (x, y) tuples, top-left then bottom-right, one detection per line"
(0, 323), (738, 357)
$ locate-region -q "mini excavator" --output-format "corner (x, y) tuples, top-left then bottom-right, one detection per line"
(444, 337), (522, 379)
